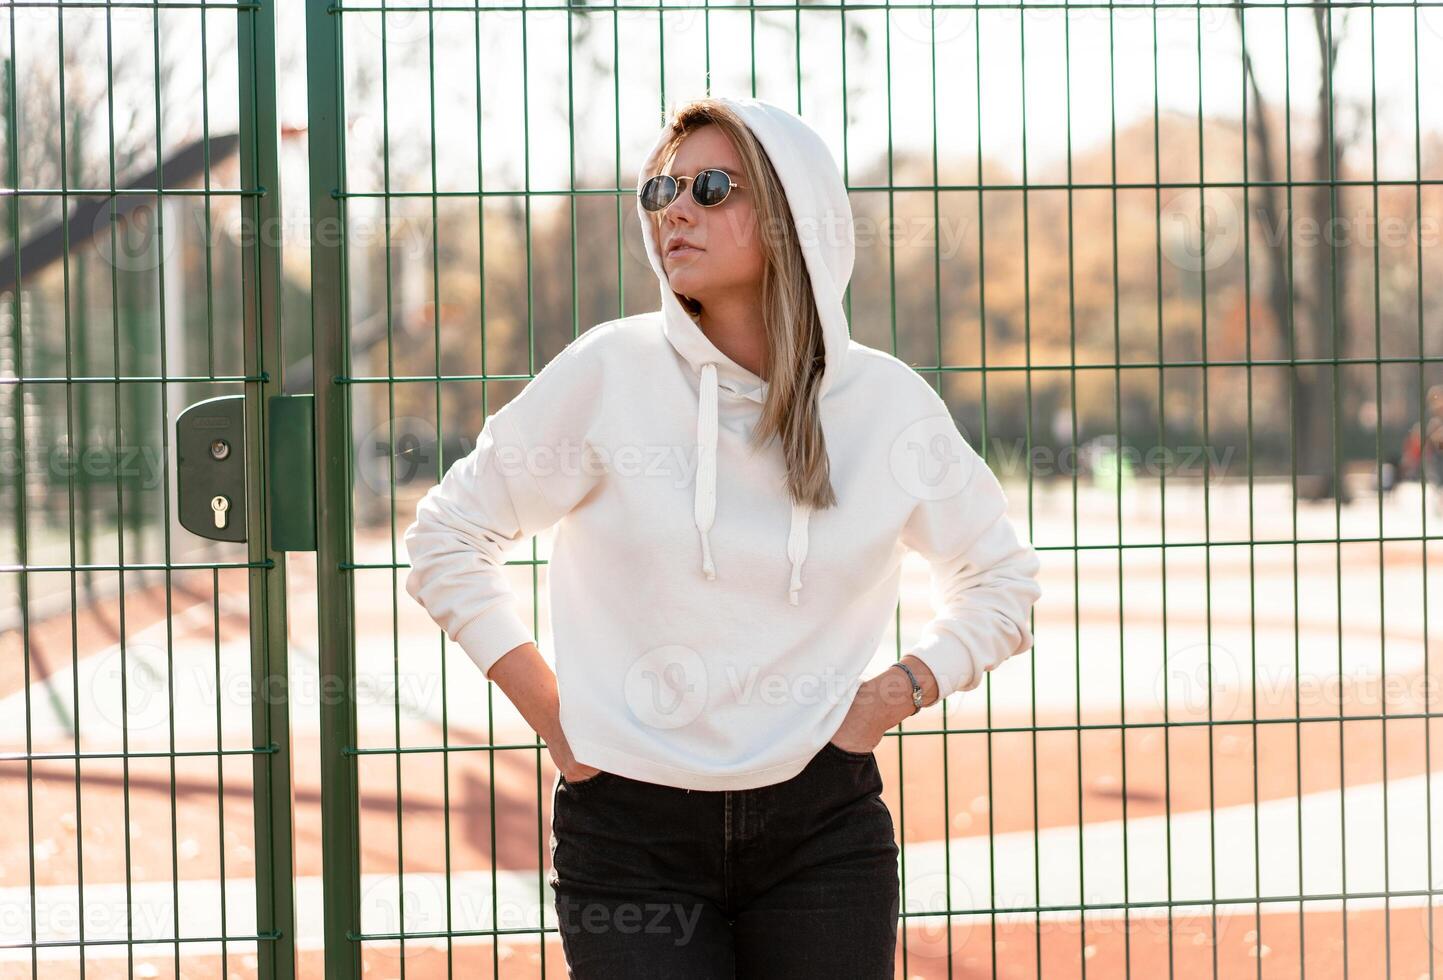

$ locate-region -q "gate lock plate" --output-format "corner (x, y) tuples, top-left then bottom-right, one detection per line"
(176, 393), (316, 551)
(177, 395), (247, 544)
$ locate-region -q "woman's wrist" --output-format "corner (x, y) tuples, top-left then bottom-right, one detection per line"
(898, 654), (940, 708)
(484, 642), (574, 764)
(859, 666), (923, 731)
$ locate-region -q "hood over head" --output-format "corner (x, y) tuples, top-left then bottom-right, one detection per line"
(636, 95), (856, 605)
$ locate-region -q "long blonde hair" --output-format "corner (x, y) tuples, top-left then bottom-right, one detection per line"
(647, 99), (838, 512)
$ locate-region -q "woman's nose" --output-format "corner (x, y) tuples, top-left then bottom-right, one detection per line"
(664, 188), (701, 223)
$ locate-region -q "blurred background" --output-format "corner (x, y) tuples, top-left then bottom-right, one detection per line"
(3, 0), (1443, 976)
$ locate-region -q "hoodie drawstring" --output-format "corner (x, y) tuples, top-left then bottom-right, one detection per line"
(693, 361), (813, 603)
(694, 362), (718, 580)
(786, 499), (811, 606)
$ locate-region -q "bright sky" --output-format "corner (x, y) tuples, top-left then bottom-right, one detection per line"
(269, 1), (1443, 193)
(7, 4), (1441, 209)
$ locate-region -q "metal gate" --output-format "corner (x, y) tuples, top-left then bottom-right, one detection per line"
(2, 0), (296, 975)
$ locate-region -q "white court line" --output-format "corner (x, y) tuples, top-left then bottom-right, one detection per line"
(5, 769), (1443, 961)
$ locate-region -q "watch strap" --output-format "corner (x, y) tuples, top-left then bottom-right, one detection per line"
(892, 661), (924, 715)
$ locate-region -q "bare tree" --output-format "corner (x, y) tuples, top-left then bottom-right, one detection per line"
(1235, 1), (1355, 502)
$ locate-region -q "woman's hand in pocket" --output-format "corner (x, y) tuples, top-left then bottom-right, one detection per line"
(828, 686), (889, 754)
(831, 665), (932, 754)
(548, 732), (605, 783)
(563, 761), (606, 783)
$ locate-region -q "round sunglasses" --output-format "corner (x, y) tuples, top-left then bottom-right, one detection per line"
(638, 169), (746, 213)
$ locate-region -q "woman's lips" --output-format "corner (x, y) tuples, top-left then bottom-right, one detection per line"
(668, 246), (703, 259)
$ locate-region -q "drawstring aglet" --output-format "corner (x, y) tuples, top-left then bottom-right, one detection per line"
(700, 532), (717, 580)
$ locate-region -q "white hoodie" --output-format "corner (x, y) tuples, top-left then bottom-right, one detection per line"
(403, 96), (1042, 791)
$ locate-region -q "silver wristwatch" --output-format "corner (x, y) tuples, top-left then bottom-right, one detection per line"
(891, 661), (924, 715)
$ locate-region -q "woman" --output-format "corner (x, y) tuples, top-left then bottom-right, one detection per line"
(404, 95), (1043, 977)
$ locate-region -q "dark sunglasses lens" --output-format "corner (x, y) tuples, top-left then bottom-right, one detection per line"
(639, 174), (676, 212)
(692, 169), (733, 206)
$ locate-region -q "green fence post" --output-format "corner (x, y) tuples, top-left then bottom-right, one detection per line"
(239, 0), (300, 976)
(305, 1), (364, 976)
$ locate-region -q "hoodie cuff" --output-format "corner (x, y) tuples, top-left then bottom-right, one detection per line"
(452, 601), (537, 680)
(907, 628), (977, 702)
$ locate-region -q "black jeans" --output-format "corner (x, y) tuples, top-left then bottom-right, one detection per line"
(547, 740), (901, 978)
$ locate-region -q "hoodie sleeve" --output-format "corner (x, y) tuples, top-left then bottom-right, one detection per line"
(898, 411), (1042, 701)
(403, 336), (605, 680)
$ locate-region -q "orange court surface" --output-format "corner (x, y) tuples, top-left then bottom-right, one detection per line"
(5, 479), (1443, 978)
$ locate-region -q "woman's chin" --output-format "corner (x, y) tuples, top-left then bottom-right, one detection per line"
(667, 270), (707, 294)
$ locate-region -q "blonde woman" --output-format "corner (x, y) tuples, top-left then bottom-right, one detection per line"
(404, 95), (1043, 977)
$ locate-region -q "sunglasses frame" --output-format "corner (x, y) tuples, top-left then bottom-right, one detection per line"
(638, 168), (747, 213)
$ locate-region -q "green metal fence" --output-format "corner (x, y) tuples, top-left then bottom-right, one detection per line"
(5, 0), (1443, 975)
(2, 0), (296, 975)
